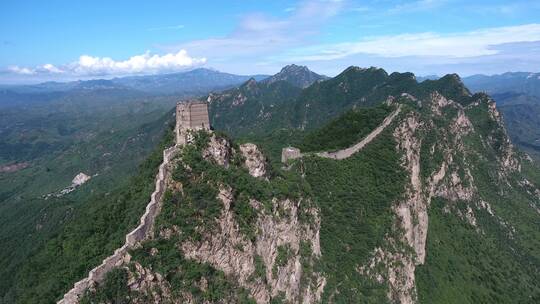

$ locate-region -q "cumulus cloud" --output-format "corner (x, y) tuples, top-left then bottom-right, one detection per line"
(42, 63), (64, 73)
(8, 66), (35, 75)
(7, 50), (206, 76)
(286, 23), (540, 61)
(5, 1), (342, 79)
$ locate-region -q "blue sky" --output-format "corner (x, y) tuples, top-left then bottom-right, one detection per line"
(1, 0), (540, 83)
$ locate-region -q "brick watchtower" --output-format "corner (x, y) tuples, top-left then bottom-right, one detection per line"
(175, 100), (211, 145)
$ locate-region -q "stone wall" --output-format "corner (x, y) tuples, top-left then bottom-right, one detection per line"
(315, 105), (402, 160)
(280, 105), (402, 163)
(59, 100), (211, 303)
(58, 146), (177, 304)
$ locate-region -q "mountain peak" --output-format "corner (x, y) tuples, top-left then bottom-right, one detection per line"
(263, 64), (328, 88)
(339, 66), (389, 78)
(279, 64), (310, 73)
(243, 77), (258, 89)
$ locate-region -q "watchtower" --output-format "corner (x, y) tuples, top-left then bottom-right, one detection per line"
(175, 100), (211, 144)
(281, 146), (302, 163)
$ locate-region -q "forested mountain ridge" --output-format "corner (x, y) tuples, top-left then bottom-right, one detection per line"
(462, 73), (540, 161)
(53, 67), (540, 303)
(1, 65), (539, 304)
(0, 67), (269, 303)
(206, 64), (326, 136)
(208, 66), (477, 136)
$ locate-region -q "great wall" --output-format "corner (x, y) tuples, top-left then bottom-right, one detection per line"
(58, 100), (400, 303)
(58, 100), (209, 304)
(281, 104), (403, 162)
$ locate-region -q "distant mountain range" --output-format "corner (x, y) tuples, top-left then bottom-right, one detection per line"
(458, 72), (540, 160)
(4, 69), (540, 97)
(113, 68), (269, 94)
(463, 72), (540, 97)
(1, 68), (270, 95)
(411, 72), (540, 98)
(2, 66), (539, 161)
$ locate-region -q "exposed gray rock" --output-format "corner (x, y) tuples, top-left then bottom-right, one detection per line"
(72, 172), (91, 186)
(202, 134), (232, 167)
(181, 186), (324, 304)
(239, 143), (267, 178)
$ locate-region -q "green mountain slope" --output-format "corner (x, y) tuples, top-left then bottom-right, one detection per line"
(208, 79), (302, 136)
(2, 124), (174, 304)
(69, 69), (539, 304)
(208, 66), (478, 137)
(461, 75), (540, 162)
(4, 66), (539, 304)
(0, 93), (176, 303)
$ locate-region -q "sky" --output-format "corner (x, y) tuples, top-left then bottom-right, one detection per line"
(1, 0), (540, 83)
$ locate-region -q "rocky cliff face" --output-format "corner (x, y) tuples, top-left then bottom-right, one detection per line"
(358, 91), (533, 303)
(81, 132), (323, 303)
(239, 143), (267, 178)
(180, 136), (323, 303)
(181, 188), (324, 303)
(81, 77), (540, 303)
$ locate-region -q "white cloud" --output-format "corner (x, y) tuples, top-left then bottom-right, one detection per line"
(162, 0), (344, 61)
(7, 50), (206, 77)
(42, 63), (64, 73)
(4, 0), (344, 79)
(71, 50), (206, 75)
(286, 23), (540, 61)
(8, 66), (35, 75)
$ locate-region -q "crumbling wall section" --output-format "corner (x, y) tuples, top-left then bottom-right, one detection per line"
(58, 146), (177, 303)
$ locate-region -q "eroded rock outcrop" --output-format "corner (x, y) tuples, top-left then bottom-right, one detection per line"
(181, 186), (324, 303)
(239, 143), (267, 178)
(113, 135), (325, 304)
(202, 134), (232, 167)
(358, 92), (514, 304)
(126, 261), (177, 304)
